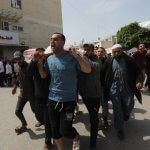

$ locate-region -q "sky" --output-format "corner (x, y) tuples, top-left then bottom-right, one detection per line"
(61, 0), (150, 46)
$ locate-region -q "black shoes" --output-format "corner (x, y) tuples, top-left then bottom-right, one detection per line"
(117, 129), (125, 140)
(102, 116), (109, 130)
(124, 115), (130, 121)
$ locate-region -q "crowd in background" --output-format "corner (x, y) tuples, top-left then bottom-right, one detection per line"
(0, 58), (19, 87)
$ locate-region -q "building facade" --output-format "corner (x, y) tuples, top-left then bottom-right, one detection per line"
(94, 35), (117, 49)
(94, 35), (117, 54)
(0, 0), (63, 59)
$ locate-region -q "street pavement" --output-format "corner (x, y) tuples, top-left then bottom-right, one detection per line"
(0, 87), (150, 150)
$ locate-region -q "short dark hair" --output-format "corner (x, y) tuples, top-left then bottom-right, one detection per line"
(99, 47), (106, 51)
(90, 44), (94, 51)
(36, 48), (45, 51)
(83, 43), (90, 48)
(138, 43), (145, 46)
(53, 32), (66, 43)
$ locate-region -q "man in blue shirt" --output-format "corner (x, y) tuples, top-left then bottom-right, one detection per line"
(38, 32), (91, 150)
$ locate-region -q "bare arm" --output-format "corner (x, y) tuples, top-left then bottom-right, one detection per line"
(32, 51), (53, 79)
(70, 48), (91, 73)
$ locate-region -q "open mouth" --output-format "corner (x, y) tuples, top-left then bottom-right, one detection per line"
(51, 45), (55, 49)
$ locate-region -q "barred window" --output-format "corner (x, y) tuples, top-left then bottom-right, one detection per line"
(2, 22), (9, 31)
(11, 0), (22, 9)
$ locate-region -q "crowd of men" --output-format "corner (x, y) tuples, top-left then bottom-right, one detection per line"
(1, 32), (150, 150)
(0, 58), (19, 87)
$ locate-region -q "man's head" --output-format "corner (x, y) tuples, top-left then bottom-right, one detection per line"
(83, 43), (93, 57)
(13, 51), (24, 65)
(50, 32), (65, 54)
(7, 60), (11, 64)
(112, 44), (123, 58)
(97, 47), (106, 57)
(138, 43), (145, 53)
(94, 47), (98, 55)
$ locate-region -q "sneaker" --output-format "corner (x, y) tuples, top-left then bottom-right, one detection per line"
(72, 137), (80, 150)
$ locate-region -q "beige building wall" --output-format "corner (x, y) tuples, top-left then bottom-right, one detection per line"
(21, 0), (63, 48)
(0, 0), (63, 59)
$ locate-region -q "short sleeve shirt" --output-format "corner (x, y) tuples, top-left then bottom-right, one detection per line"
(45, 52), (79, 102)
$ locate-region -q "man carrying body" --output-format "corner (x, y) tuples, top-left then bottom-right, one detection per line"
(78, 43), (102, 150)
(28, 48), (53, 150)
(102, 44), (143, 139)
(38, 32), (91, 150)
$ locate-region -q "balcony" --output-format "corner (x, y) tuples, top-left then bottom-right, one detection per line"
(0, 9), (23, 22)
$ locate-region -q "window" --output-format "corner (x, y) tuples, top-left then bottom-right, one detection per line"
(12, 25), (17, 31)
(18, 26), (23, 31)
(12, 25), (23, 31)
(11, 0), (22, 9)
(2, 22), (9, 31)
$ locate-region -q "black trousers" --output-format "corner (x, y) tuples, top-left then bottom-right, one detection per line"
(34, 96), (52, 144)
(47, 100), (78, 139)
(44, 105), (52, 144)
(82, 97), (100, 147)
(15, 95), (35, 126)
(0, 72), (4, 86)
(35, 96), (45, 123)
(6, 74), (12, 86)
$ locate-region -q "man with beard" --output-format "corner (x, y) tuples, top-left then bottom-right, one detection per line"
(12, 51), (35, 134)
(78, 43), (102, 150)
(96, 47), (109, 130)
(102, 44), (143, 140)
(132, 43), (147, 81)
(38, 32), (91, 150)
(28, 48), (53, 150)
(145, 49), (150, 91)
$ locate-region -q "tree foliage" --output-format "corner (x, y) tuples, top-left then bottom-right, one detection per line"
(117, 22), (150, 50)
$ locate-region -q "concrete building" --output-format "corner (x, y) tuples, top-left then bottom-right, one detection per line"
(94, 35), (117, 49)
(0, 0), (63, 59)
(94, 35), (117, 54)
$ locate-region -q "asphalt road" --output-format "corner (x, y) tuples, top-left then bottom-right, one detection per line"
(0, 87), (150, 150)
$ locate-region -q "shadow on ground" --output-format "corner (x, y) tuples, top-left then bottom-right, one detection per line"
(26, 128), (45, 140)
(73, 106), (150, 150)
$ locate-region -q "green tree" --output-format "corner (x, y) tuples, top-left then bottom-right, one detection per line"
(117, 22), (150, 50)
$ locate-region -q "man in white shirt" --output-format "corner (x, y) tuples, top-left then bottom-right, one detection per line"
(0, 59), (4, 87)
(6, 61), (13, 86)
